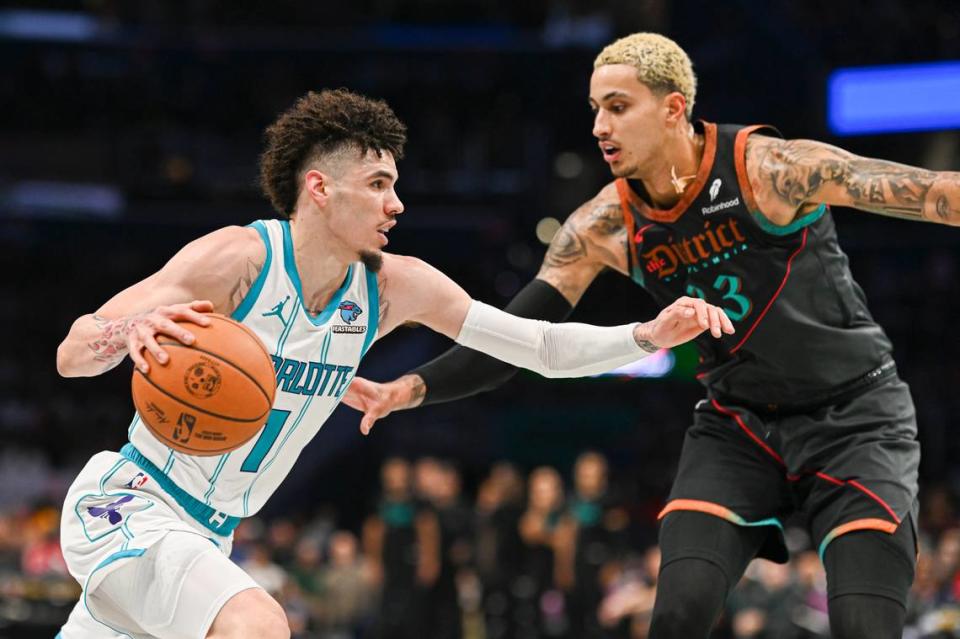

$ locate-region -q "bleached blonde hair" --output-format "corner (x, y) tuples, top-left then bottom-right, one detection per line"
(594, 32), (697, 120)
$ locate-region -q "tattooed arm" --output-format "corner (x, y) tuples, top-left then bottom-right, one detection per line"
(56, 225), (265, 377)
(536, 182), (630, 304)
(746, 135), (960, 226)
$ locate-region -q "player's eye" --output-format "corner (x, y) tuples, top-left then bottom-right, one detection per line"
(610, 103), (626, 113)
(372, 180), (383, 189)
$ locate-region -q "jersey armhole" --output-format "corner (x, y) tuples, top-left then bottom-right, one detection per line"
(231, 220), (272, 322)
(360, 267), (379, 357)
(734, 125), (825, 237)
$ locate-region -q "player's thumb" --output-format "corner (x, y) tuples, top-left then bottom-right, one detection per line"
(360, 413), (379, 436)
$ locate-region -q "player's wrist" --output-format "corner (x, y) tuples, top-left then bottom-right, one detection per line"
(394, 374), (427, 409)
(632, 322), (660, 353)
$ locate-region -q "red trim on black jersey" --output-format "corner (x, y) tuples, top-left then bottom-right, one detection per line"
(729, 227), (809, 354)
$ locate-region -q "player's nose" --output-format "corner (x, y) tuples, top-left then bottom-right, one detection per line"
(593, 110), (611, 139)
(387, 191), (404, 216)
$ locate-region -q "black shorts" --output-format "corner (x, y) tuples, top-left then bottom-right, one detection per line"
(659, 373), (920, 564)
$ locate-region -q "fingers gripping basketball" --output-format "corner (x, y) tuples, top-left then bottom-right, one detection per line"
(131, 314), (276, 455)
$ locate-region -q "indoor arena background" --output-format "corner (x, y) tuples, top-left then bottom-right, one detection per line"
(2, 2), (960, 638)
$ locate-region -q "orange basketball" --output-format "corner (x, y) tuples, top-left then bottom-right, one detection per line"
(131, 313), (276, 455)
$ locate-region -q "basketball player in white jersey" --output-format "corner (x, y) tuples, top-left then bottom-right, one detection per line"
(54, 89), (733, 639)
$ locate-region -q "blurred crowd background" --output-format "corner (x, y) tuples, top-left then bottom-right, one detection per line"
(2, 0), (960, 637)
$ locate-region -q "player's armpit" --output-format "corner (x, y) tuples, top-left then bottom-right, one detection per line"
(537, 184), (629, 305)
(746, 135), (960, 225)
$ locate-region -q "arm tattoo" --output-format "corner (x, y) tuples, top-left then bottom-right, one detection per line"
(636, 339), (659, 354)
(586, 203), (626, 236)
(407, 375), (426, 407)
(752, 137), (960, 224)
(378, 274), (390, 326)
(227, 257), (264, 313)
(88, 314), (145, 366)
(542, 201), (625, 269)
(543, 223), (587, 268)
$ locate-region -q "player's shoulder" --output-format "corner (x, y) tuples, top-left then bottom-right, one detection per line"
(378, 252), (438, 282)
(563, 181), (625, 236)
(182, 224), (267, 268)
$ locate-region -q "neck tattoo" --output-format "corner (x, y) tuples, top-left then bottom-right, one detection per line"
(670, 165), (697, 194)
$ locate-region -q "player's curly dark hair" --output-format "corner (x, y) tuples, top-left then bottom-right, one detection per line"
(259, 88), (407, 217)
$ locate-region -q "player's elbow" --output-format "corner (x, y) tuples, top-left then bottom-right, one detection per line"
(56, 341), (80, 377)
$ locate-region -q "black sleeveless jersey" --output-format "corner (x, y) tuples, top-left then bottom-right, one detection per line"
(619, 121), (893, 406)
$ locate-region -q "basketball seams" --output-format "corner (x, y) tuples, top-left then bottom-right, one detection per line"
(133, 370), (269, 423)
(208, 313), (274, 361)
(153, 340), (274, 407)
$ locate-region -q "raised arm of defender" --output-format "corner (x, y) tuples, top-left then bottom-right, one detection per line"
(745, 135), (960, 227)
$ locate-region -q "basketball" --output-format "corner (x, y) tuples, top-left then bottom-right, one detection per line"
(131, 313), (276, 455)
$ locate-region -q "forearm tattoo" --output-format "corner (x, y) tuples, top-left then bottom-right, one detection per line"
(88, 315), (143, 366)
(406, 375), (426, 407)
(750, 137), (960, 224)
(636, 339), (659, 354)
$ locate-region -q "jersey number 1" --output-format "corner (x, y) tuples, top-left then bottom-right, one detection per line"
(240, 409), (291, 473)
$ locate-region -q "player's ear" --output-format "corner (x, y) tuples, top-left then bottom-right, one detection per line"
(303, 169), (332, 207)
(663, 92), (687, 126)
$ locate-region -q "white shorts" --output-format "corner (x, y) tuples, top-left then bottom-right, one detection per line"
(59, 451), (259, 638)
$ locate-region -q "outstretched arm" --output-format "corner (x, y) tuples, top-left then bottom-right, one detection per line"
(746, 135), (960, 225)
(345, 248), (733, 434)
(347, 185), (629, 412)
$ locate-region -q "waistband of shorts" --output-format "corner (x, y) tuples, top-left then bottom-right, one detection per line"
(119, 444), (241, 537)
(711, 358), (898, 416)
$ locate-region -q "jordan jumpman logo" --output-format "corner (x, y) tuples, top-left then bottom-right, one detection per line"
(262, 295), (291, 327)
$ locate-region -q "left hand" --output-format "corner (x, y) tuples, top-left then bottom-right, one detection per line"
(635, 296), (734, 350)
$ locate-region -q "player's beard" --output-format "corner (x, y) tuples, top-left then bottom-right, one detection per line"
(360, 249), (383, 273)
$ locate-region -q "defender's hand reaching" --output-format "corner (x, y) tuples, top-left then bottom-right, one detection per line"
(634, 296), (735, 351)
(343, 374), (426, 436)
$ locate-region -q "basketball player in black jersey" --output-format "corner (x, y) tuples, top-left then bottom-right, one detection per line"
(345, 33), (960, 638)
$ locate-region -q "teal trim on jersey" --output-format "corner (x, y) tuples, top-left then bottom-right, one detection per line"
(127, 414), (140, 438)
(92, 548), (145, 573)
(55, 633), (63, 638)
(203, 452), (231, 504)
(242, 331), (331, 516)
(232, 220), (273, 322)
(119, 444), (241, 536)
(752, 203), (826, 236)
(82, 550), (139, 639)
(161, 450), (175, 475)
(275, 297), (301, 355)
(280, 219), (355, 326)
(361, 266), (379, 357)
(629, 265), (645, 287)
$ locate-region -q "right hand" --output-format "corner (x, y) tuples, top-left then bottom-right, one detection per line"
(342, 374), (424, 436)
(128, 300), (213, 373)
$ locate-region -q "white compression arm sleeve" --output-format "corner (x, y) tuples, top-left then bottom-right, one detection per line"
(454, 300), (652, 378)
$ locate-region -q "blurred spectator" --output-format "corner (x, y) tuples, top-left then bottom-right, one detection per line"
(426, 461), (474, 639)
(555, 451), (629, 638)
(315, 530), (375, 638)
(476, 463), (526, 639)
(241, 541), (288, 597)
(517, 466), (566, 638)
(363, 458), (440, 639)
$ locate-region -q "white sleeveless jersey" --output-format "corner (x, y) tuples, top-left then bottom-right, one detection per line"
(123, 219), (378, 533)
